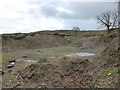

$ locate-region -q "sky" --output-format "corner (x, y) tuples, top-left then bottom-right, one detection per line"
(0, 0), (118, 34)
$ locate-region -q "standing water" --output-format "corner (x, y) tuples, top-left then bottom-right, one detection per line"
(65, 53), (95, 57)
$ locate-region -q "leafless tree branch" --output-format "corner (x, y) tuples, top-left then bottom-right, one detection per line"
(97, 10), (118, 34)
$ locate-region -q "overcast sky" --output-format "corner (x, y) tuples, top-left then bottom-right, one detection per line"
(0, 0), (118, 34)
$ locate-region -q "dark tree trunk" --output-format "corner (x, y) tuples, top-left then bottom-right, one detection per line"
(107, 26), (110, 34)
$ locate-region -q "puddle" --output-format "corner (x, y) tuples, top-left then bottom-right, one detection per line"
(50, 53), (95, 59)
(50, 56), (62, 59)
(65, 53), (95, 57)
(24, 60), (38, 62)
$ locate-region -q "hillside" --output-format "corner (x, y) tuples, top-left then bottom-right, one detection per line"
(1, 29), (119, 88)
(2, 30), (106, 52)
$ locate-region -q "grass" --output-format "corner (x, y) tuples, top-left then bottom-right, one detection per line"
(1, 45), (79, 65)
(2, 53), (14, 64)
(2, 74), (16, 87)
(87, 36), (100, 39)
(2, 75), (12, 84)
(22, 46), (78, 56)
(91, 67), (120, 88)
(99, 67), (120, 77)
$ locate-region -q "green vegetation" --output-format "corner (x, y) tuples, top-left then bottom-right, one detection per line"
(2, 53), (14, 64)
(87, 35), (100, 39)
(91, 67), (119, 88)
(2, 75), (15, 87)
(23, 46), (78, 56)
(99, 67), (120, 77)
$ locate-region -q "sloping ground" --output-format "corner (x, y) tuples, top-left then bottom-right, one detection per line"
(2, 32), (70, 52)
(1, 29), (119, 88)
(91, 29), (120, 88)
(2, 30), (105, 52)
(101, 31), (119, 65)
(1, 30), (106, 66)
(5, 57), (95, 88)
(91, 67), (119, 88)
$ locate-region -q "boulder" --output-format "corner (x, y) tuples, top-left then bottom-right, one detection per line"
(9, 60), (16, 63)
(79, 60), (93, 67)
(108, 73), (112, 76)
(0, 69), (4, 75)
(7, 65), (14, 68)
(10, 62), (15, 65)
(22, 55), (27, 58)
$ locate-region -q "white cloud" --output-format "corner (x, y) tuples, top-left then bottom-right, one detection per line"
(0, 0), (64, 34)
(56, 7), (73, 14)
(39, 17), (64, 30)
(0, 0), (27, 19)
(0, 0), (117, 34)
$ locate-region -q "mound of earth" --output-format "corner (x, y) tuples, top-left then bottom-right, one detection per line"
(16, 58), (94, 88)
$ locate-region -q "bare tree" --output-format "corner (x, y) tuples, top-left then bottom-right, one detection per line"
(97, 11), (118, 34)
(118, 1), (120, 28)
(111, 11), (118, 29)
